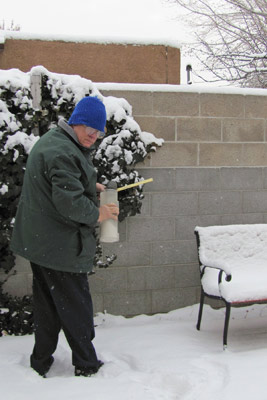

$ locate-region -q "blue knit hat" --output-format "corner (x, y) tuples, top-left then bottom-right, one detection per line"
(68, 96), (107, 133)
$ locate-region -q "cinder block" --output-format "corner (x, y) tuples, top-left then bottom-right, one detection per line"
(103, 291), (152, 316)
(137, 168), (175, 192)
(145, 265), (175, 290)
(97, 267), (128, 293)
(127, 242), (151, 266)
(198, 191), (242, 215)
(118, 219), (127, 242)
(102, 241), (151, 267)
(263, 168), (267, 188)
(221, 213), (263, 225)
(127, 267), (146, 291)
(88, 270), (105, 293)
(243, 191), (267, 213)
(175, 215), (221, 240)
(242, 144), (267, 166)
(245, 95), (267, 118)
(3, 273), (30, 297)
(223, 118), (264, 142)
(150, 142), (198, 167)
(174, 264), (200, 288)
(220, 214), (246, 225)
(200, 93), (244, 118)
(128, 217), (175, 242)
(220, 167), (263, 190)
(175, 168), (220, 191)
(152, 240), (198, 265)
(130, 91), (154, 116)
(153, 92), (199, 117)
(177, 117), (221, 141)
(14, 255), (31, 273)
(100, 90), (153, 116)
(136, 194), (150, 217)
(136, 156), (151, 168)
(199, 143), (242, 166)
(91, 294), (104, 314)
(151, 287), (199, 313)
(151, 192), (198, 216)
(135, 116), (175, 141)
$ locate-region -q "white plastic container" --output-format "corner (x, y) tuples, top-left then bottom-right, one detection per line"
(100, 182), (119, 243)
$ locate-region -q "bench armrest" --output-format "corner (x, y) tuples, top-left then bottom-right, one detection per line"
(201, 264), (232, 284)
(200, 259), (233, 276)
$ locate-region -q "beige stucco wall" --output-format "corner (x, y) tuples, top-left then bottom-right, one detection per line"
(0, 39), (180, 84)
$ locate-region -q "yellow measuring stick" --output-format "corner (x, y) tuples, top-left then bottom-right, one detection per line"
(117, 178), (153, 192)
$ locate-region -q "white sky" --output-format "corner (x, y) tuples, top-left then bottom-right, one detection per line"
(2, 0), (189, 42)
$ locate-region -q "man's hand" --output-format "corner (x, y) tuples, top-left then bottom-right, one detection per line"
(98, 203), (119, 223)
(96, 183), (106, 200)
(96, 183), (105, 192)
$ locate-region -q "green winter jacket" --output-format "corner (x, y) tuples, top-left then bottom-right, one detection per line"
(10, 123), (100, 273)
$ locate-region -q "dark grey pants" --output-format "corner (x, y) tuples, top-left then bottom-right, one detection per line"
(30, 262), (98, 375)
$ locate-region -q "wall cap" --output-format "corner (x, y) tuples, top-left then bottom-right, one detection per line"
(2, 30), (181, 49)
(96, 82), (267, 96)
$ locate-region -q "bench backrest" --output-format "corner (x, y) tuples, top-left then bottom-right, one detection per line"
(195, 224), (267, 270)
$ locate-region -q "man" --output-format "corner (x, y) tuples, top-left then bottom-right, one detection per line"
(10, 96), (119, 377)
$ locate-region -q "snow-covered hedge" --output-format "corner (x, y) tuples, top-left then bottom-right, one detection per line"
(0, 66), (163, 334)
(0, 70), (38, 275)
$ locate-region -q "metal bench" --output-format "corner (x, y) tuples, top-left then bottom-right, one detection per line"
(195, 224), (267, 348)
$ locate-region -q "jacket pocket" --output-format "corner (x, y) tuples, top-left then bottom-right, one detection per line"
(78, 225), (96, 257)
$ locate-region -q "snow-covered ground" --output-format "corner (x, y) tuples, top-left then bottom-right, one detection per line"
(2, 303), (267, 400)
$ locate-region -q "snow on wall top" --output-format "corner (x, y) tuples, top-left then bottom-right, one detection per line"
(0, 30), (181, 49)
(96, 82), (267, 96)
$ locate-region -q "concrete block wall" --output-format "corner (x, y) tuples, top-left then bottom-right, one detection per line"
(98, 86), (267, 168)
(8, 85), (267, 316)
(95, 166), (267, 316)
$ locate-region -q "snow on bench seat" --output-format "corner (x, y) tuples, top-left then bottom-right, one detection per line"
(195, 224), (267, 303)
(195, 224), (267, 347)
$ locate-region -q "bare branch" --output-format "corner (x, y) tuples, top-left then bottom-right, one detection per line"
(169, 0), (267, 87)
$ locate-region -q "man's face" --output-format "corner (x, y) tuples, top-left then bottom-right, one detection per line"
(73, 125), (100, 148)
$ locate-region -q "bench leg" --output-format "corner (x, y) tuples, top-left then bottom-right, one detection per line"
(196, 288), (205, 330)
(223, 302), (231, 350)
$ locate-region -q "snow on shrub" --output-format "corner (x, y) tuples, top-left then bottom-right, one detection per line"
(0, 70), (35, 277)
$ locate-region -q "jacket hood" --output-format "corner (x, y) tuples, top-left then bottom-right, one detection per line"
(58, 118), (80, 145)
(58, 118), (98, 152)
